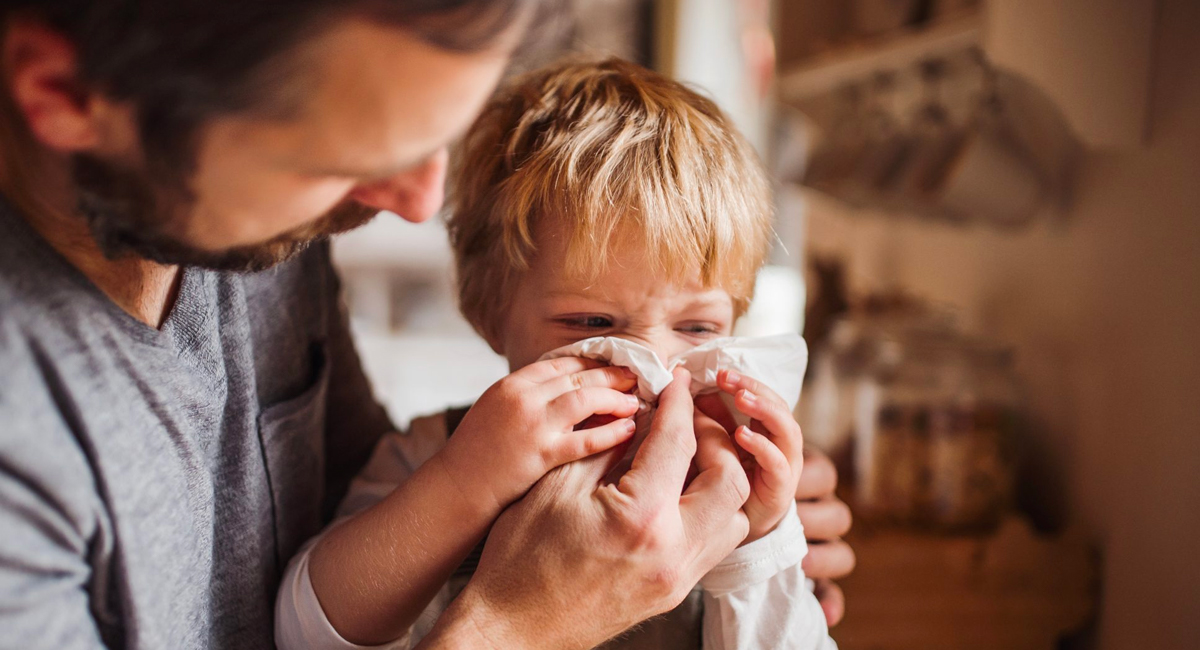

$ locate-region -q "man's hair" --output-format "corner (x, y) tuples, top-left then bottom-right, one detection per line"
(448, 57), (775, 343)
(1, 0), (535, 186)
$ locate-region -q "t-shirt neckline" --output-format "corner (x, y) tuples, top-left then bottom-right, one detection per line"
(0, 193), (201, 349)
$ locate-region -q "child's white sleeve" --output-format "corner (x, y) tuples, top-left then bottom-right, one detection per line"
(275, 415), (452, 650)
(699, 506), (838, 650)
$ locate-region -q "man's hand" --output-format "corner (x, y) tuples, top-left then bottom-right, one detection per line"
(418, 369), (752, 650)
(439, 356), (641, 514)
(796, 447), (856, 626)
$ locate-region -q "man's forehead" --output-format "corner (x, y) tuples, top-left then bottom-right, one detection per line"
(230, 18), (513, 176)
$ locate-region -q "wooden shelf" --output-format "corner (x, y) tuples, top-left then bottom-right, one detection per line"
(776, 0), (1154, 148)
(778, 16), (984, 103)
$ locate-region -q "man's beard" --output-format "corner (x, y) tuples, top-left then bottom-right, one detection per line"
(73, 154), (379, 273)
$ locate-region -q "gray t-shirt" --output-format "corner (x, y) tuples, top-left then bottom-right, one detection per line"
(0, 198), (395, 649)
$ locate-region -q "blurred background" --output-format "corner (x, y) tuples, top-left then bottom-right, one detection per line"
(330, 1), (1199, 648)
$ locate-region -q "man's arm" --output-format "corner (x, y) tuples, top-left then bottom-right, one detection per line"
(0, 467), (110, 649)
(0, 335), (109, 649)
(417, 369), (753, 650)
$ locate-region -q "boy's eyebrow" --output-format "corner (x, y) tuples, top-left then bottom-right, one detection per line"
(544, 289), (610, 302)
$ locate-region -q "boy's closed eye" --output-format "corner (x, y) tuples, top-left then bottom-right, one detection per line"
(675, 322), (722, 336)
(554, 314), (614, 330)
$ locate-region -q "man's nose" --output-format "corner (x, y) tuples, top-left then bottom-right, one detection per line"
(347, 148), (448, 223)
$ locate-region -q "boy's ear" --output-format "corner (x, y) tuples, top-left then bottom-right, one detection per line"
(482, 326), (506, 357)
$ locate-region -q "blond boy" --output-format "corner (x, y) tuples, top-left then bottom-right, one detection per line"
(276, 58), (835, 650)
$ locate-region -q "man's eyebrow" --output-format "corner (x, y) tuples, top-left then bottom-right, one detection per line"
(311, 148), (441, 180)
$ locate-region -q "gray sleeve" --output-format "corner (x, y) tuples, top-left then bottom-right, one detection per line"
(316, 248), (398, 522)
(0, 331), (110, 649)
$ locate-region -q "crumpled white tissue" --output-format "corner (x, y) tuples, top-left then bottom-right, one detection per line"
(540, 333), (808, 411)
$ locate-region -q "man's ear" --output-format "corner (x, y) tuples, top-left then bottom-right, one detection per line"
(3, 18), (101, 152)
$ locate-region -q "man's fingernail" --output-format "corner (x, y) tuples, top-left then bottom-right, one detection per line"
(626, 395), (641, 409)
(624, 418), (637, 432)
(726, 370), (741, 384)
(741, 390), (757, 406)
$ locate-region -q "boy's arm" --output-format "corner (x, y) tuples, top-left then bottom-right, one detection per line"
(699, 506), (837, 650)
(279, 357), (640, 648)
(276, 415), (497, 650)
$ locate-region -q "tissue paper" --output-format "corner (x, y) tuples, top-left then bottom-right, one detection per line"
(540, 333), (808, 411)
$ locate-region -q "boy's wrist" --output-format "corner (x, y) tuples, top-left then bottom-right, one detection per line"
(743, 503), (790, 545)
(426, 446), (508, 523)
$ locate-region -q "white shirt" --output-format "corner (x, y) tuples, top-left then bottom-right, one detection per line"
(276, 411), (836, 650)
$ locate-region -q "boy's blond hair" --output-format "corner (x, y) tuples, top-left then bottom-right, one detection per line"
(448, 57), (774, 343)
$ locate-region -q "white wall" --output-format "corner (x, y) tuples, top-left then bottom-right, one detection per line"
(802, 0), (1200, 647)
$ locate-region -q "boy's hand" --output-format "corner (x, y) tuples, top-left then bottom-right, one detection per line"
(708, 369), (805, 543)
(439, 356), (640, 515)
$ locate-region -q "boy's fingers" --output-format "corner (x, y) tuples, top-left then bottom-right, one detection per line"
(718, 370), (789, 412)
(620, 368), (697, 499)
(553, 417), (637, 465)
(734, 389), (803, 450)
(518, 355), (607, 382)
(549, 387), (640, 426)
(547, 364), (639, 395)
(734, 426), (790, 495)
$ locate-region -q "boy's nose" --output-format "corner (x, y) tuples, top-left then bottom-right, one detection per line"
(616, 334), (681, 368)
(347, 148), (448, 223)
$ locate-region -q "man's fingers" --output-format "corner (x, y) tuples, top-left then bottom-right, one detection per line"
(680, 410), (751, 552)
(795, 497), (853, 541)
(686, 495), (749, 572)
(548, 387), (640, 426)
(796, 447), (838, 500)
(801, 538), (857, 581)
(691, 408), (739, 472)
(694, 393), (738, 433)
(812, 579), (846, 627)
(571, 443), (638, 489)
(620, 368), (697, 498)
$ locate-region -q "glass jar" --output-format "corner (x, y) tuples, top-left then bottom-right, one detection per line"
(855, 331), (1020, 532)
